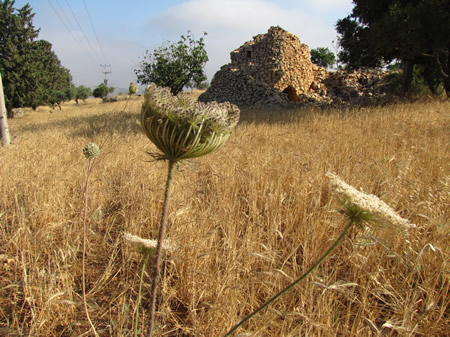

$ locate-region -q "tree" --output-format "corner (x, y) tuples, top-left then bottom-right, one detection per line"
(310, 47), (336, 69)
(48, 90), (66, 110)
(0, 0), (39, 117)
(27, 40), (72, 108)
(0, 0), (72, 117)
(135, 31), (208, 95)
(336, 0), (450, 97)
(128, 82), (138, 95)
(93, 83), (114, 99)
(75, 85), (91, 104)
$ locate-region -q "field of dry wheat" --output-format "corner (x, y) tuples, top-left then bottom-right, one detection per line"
(0, 97), (448, 337)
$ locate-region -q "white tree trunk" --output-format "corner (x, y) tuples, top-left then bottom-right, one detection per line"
(0, 72), (11, 147)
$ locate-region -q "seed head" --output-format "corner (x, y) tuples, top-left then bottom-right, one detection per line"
(82, 143), (100, 159)
(141, 83), (240, 161)
(325, 172), (415, 230)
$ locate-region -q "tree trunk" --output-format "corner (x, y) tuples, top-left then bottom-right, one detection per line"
(401, 60), (414, 98)
(444, 77), (450, 98)
(444, 48), (450, 98)
(0, 72), (11, 147)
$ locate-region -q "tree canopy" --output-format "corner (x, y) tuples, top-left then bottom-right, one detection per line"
(0, 0), (73, 117)
(135, 31), (209, 95)
(336, 0), (450, 96)
(310, 47), (336, 69)
(93, 83), (114, 99)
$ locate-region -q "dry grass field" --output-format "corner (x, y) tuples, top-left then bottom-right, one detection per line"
(0, 96), (448, 337)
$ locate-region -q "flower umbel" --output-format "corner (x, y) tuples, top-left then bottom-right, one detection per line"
(123, 232), (176, 255)
(141, 83), (240, 161)
(82, 143), (100, 159)
(325, 172), (415, 230)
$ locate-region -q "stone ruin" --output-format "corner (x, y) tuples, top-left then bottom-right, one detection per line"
(199, 26), (391, 107)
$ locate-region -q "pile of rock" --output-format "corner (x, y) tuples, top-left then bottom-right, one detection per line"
(199, 26), (393, 108)
(298, 68), (392, 106)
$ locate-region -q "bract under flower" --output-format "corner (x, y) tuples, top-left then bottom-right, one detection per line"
(141, 83), (240, 161)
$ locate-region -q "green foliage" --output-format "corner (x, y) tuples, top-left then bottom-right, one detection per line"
(75, 85), (91, 104)
(64, 85), (76, 102)
(93, 83), (114, 99)
(0, 0), (73, 116)
(387, 63), (444, 97)
(196, 81), (209, 90)
(336, 0), (450, 97)
(48, 90), (66, 110)
(135, 31), (209, 95)
(310, 47), (336, 69)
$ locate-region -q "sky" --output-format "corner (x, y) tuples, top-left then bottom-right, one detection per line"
(14, 0), (354, 90)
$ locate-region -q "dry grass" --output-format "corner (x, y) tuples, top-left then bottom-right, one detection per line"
(0, 97), (448, 337)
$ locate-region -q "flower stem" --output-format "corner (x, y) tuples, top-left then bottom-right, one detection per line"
(135, 252), (150, 337)
(82, 159), (99, 337)
(148, 160), (177, 337)
(223, 220), (355, 337)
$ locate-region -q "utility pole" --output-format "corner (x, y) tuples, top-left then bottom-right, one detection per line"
(0, 72), (11, 147)
(101, 64), (111, 86)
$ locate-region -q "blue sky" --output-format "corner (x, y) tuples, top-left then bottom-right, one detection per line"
(14, 0), (354, 89)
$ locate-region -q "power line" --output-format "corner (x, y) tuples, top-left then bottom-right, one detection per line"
(48, 0), (99, 66)
(64, 0), (103, 64)
(82, 0), (109, 64)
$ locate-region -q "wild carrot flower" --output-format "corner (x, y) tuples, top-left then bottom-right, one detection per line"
(123, 232), (176, 255)
(82, 143), (100, 159)
(141, 83), (240, 161)
(224, 172), (415, 337)
(325, 172), (415, 230)
(81, 143), (100, 337)
(139, 83), (240, 337)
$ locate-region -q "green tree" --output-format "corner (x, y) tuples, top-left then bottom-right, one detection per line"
(310, 47), (336, 69)
(0, 0), (72, 117)
(28, 40), (72, 108)
(0, 0), (39, 117)
(336, 0), (450, 97)
(48, 90), (66, 110)
(75, 85), (91, 104)
(135, 31), (208, 95)
(93, 83), (114, 99)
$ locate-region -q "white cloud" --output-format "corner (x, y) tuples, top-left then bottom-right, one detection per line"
(144, 0), (341, 81)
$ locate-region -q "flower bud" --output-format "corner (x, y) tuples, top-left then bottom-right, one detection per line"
(82, 143), (100, 159)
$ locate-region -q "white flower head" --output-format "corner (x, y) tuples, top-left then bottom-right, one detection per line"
(123, 232), (177, 255)
(326, 172), (415, 230)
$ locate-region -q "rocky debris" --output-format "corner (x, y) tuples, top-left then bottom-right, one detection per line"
(199, 26), (393, 108)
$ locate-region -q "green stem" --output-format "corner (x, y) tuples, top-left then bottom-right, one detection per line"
(135, 252), (150, 337)
(223, 220), (355, 337)
(82, 159), (99, 337)
(148, 160), (177, 337)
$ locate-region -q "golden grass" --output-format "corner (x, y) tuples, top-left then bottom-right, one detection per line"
(0, 98), (448, 336)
